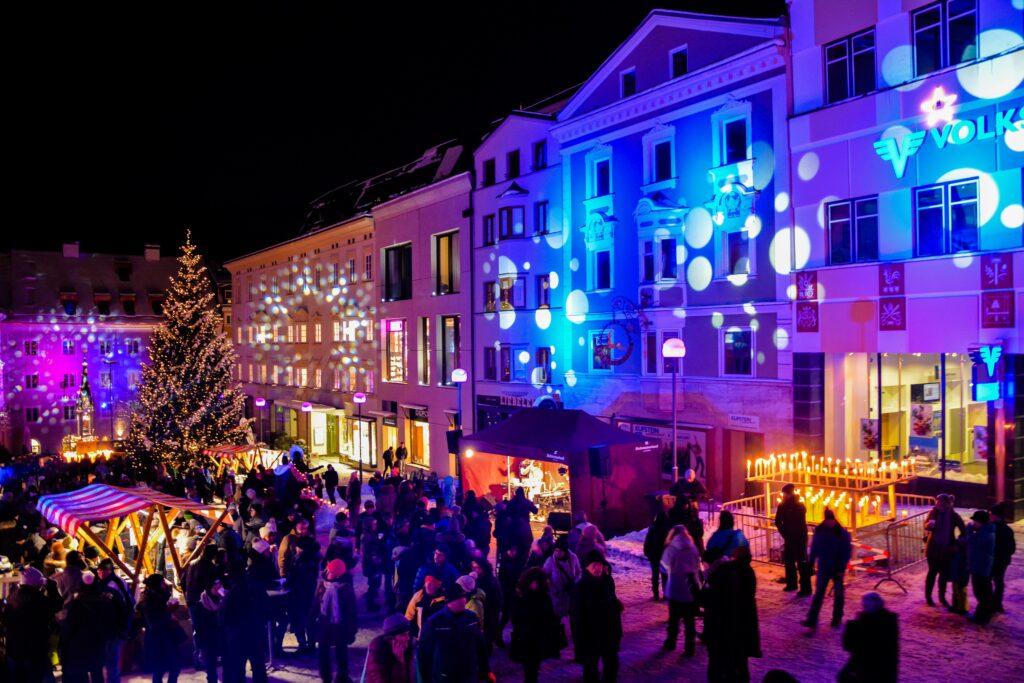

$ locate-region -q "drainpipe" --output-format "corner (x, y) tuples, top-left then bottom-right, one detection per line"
(468, 167), (477, 438)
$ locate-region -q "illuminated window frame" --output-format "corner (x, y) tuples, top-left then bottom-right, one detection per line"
(913, 178), (979, 257)
(721, 327), (755, 378)
(642, 124), (676, 190)
(824, 29), (876, 105)
(826, 196), (879, 265)
(439, 315), (461, 387)
(912, 0), (977, 77)
(383, 319), (407, 384)
(669, 44), (688, 79)
(710, 101), (752, 168)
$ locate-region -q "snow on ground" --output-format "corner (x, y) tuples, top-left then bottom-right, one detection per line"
(120, 519), (1024, 683)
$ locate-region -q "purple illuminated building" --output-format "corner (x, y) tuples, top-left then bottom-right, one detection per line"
(0, 242), (179, 455)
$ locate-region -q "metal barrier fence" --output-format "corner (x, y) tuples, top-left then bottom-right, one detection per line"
(872, 508), (930, 593)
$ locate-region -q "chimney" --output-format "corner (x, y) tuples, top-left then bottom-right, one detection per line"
(63, 242), (80, 258)
(144, 244), (160, 262)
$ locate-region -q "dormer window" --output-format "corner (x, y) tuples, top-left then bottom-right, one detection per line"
(95, 291), (111, 316)
(120, 294), (136, 316)
(60, 290), (78, 316)
(506, 149), (520, 179)
(482, 158), (496, 187)
(670, 46), (688, 78)
(150, 295), (165, 316)
(620, 69), (636, 98)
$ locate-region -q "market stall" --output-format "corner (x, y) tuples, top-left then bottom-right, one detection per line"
(459, 408), (661, 533)
(37, 484), (233, 588)
(202, 443), (278, 477)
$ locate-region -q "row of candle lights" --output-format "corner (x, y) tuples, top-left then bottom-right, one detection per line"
(747, 452), (914, 488)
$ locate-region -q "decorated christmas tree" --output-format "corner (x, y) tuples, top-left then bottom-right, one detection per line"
(127, 232), (246, 473)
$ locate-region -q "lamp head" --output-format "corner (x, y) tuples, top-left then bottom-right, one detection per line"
(451, 368), (468, 384)
(301, 402), (313, 413)
(662, 338), (686, 358)
(353, 392), (367, 404)
(255, 397), (266, 408)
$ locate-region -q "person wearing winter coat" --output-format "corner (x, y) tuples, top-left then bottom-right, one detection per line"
(413, 547), (460, 592)
(222, 563), (271, 683)
(498, 543), (527, 638)
(570, 551), (623, 683)
(948, 531), (970, 614)
(574, 524), (607, 563)
(702, 546), (761, 683)
(2, 567), (56, 683)
(182, 544), (221, 668)
(197, 580), (226, 683)
(61, 573), (115, 683)
(404, 573), (446, 637)
(324, 464), (340, 505)
(990, 501), (1016, 614)
(316, 559), (358, 683)
(802, 509), (853, 629)
(706, 510), (749, 559)
(659, 525), (702, 655)
(774, 484), (811, 595)
(543, 537), (581, 619)
(924, 493), (965, 607)
(96, 558), (136, 683)
(966, 509), (996, 624)
(470, 557), (504, 652)
(417, 584), (488, 683)
(457, 574), (487, 625)
(838, 592), (898, 683)
(510, 567), (565, 683)
(366, 613), (414, 683)
(643, 500), (672, 600)
(138, 574), (184, 683)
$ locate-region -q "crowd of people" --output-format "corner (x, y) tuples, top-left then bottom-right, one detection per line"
(0, 448), (1019, 683)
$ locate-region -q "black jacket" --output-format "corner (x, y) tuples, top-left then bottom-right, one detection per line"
(702, 557), (761, 661)
(570, 570), (623, 659)
(417, 607), (486, 683)
(840, 608), (898, 683)
(510, 589), (563, 663)
(775, 497), (809, 543)
(643, 511), (672, 561)
(2, 585), (55, 664)
(994, 520), (1016, 567)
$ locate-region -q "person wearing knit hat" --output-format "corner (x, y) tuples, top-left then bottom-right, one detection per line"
(966, 508), (996, 624)
(570, 542), (622, 683)
(838, 591), (898, 683)
(20, 566), (46, 588)
(367, 612), (414, 682)
(418, 579), (488, 683)
(252, 538), (271, 556)
(317, 551), (358, 683)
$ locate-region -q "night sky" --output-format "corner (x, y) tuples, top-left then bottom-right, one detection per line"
(8, 1), (786, 264)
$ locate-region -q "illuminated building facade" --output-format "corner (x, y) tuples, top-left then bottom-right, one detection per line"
(375, 166), (473, 476)
(787, 0), (1023, 510)
(227, 214), (377, 461)
(547, 11), (795, 502)
(472, 108), (568, 430)
(0, 242), (178, 455)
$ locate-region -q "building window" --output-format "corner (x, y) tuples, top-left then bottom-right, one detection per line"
(315, 367), (322, 388)
(96, 298), (111, 316)
(298, 324), (308, 343)
(660, 238), (678, 280)
(348, 366), (358, 392)
(61, 295), (78, 316)
(499, 276), (526, 310)
(439, 315), (461, 386)
(347, 259), (356, 282)
(333, 320), (342, 342)
(287, 326), (295, 343)
(913, 0), (977, 77)
(285, 366), (294, 386)
(535, 347), (551, 384)
(272, 365), (280, 384)
(723, 328), (754, 377)
(24, 340), (38, 356)
(62, 340), (75, 355)
(484, 347), (497, 381)
(314, 322), (322, 343)
(150, 297), (164, 316)
(499, 345), (512, 382)
(719, 230), (753, 277)
(642, 241), (656, 282)
(63, 405), (76, 421)
(99, 340), (112, 355)
(536, 275), (551, 308)
(434, 231), (459, 295)
(383, 243), (413, 301)
(297, 367), (308, 387)
(25, 374), (39, 389)
(653, 140), (674, 182)
(62, 373), (75, 389)
(592, 158), (611, 198)
(621, 68), (636, 97)
(723, 117), (748, 165)
(482, 158), (496, 187)
(365, 254), (373, 281)
(418, 317), (431, 386)
(506, 149), (520, 179)
(384, 319), (407, 383)
(101, 372), (111, 388)
(127, 338), (140, 355)
(591, 331), (613, 372)
(643, 330), (682, 376)
(26, 408), (40, 423)
(482, 214), (496, 245)
(121, 296), (136, 316)
(827, 197), (879, 265)
(128, 371), (140, 389)
(484, 281), (497, 313)
(825, 30), (876, 104)
(915, 179), (979, 257)
(534, 201), (549, 235)
(271, 276), (279, 295)
(532, 140), (547, 170)
(247, 278), (254, 302)
(670, 46), (688, 78)
(595, 250), (612, 290)
(498, 206), (526, 240)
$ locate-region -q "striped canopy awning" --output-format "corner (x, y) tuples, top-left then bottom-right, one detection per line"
(202, 444), (258, 457)
(38, 484), (225, 536)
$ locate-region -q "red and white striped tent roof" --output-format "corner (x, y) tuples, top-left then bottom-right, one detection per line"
(38, 484), (225, 536)
(202, 444), (259, 457)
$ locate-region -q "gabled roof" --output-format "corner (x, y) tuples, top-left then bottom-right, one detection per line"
(557, 9), (784, 122)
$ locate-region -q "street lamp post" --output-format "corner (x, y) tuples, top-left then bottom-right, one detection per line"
(451, 369), (467, 494)
(255, 397), (266, 445)
(662, 338), (687, 483)
(301, 402), (312, 464)
(353, 392), (367, 489)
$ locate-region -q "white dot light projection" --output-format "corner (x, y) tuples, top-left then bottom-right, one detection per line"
(957, 30), (1024, 100)
(686, 257), (713, 291)
(1001, 204), (1024, 229)
(797, 152), (820, 181)
(566, 289), (589, 324)
(684, 207), (714, 249)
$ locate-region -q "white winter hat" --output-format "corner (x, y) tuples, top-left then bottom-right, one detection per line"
(252, 539), (271, 555)
(456, 574), (476, 593)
